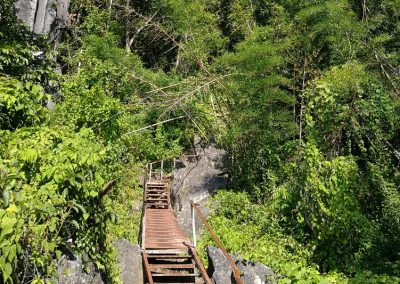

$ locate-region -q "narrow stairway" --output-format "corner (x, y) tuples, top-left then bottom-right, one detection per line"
(142, 181), (211, 284)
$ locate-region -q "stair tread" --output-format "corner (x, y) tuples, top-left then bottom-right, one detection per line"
(147, 255), (191, 259)
(152, 272), (199, 277)
(150, 263), (195, 269)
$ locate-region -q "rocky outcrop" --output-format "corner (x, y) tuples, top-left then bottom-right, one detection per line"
(57, 255), (105, 284)
(15, 0), (70, 36)
(172, 138), (228, 235)
(207, 246), (274, 284)
(57, 240), (143, 284)
(173, 137), (228, 209)
(115, 240), (143, 284)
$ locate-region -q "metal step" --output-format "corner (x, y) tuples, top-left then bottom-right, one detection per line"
(152, 273), (199, 277)
(147, 255), (191, 259)
(149, 264), (195, 269)
(142, 180), (211, 284)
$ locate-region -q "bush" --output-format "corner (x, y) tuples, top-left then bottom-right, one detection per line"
(0, 126), (116, 282)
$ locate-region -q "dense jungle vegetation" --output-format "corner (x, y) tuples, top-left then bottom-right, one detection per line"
(1, 0), (400, 283)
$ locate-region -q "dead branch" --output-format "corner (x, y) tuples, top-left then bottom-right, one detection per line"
(98, 179), (117, 200)
(122, 115), (186, 136)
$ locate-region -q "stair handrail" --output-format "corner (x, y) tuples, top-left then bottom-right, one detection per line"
(147, 160), (164, 181)
(190, 201), (244, 284)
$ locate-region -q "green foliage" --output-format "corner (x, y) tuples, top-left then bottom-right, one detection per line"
(0, 205), (23, 283)
(199, 191), (344, 283)
(293, 0), (363, 66)
(159, 0), (227, 74)
(0, 76), (50, 130)
(200, 190), (400, 283)
(305, 63), (397, 155)
(303, 63), (400, 273)
(1, 0), (400, 282)
(213, 26), (296, 200)
(0, 126), (117, 281)
(104, 162), (143, 243)
(280, 143), (377, 273)
(55, 82), (122, 139)
(0, 0), (54, 82)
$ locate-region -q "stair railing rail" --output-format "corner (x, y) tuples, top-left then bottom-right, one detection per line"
(146, 160), (164, 182)
(190, 201), (244, 284)
(146, 154), (200, 182)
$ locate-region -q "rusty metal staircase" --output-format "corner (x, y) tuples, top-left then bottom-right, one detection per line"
(141, 160), (244, 284)
(142, 176), (211, 284)
(144, 182), (170, 209)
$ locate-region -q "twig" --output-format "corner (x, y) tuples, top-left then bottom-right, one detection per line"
(122, 116), (186, 136)
(98, 179), (117, 200)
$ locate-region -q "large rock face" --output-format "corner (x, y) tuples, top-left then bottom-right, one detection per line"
(207, 246), (275, 284)
(57, 240), (143, 284)
(172, 138), (228, 235)
(57, 255), (105, 284)
(15, 0), (70, 35)
(115, 240), (143, 284)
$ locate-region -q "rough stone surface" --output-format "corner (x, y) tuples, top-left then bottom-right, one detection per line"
(57, 255), (105, 284)
(172, 137), (228, 235)
(115, 239), (143, 284)
(15, 0), (38, 31)
(15, 0), (70, 35)
(207, 246), (274, 284)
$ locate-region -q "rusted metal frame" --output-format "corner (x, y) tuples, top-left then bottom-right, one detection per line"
(149, 163), (153, 182)
(191, 204), (197, 247)
(142, 208), (147, 249)
(160, 159), (164, 180)
(142, 251), (154, 284)
(148, 156), (203, 182)
(148, 160), (167, 182)
(190, 201), (244, 284)
(190, 248), (212, 284)
(167, 183), (171, 207)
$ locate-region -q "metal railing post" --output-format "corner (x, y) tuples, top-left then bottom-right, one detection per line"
(190, 201), (243, 284)
(173, 158), (176, 179)
(160, 160), (164, 180)
(149, 163), (152, 182)
(191, 204), (197, 247)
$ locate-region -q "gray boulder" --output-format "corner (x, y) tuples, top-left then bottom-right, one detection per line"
(207, 246), (274, 284)
(115, 239), (143, 284)
(15, 0), (70, 35)
(207, 246), (234, 284)
(172, 138), (228, 235)
(57, 255), (105, 284)
(173, 137), (228, 210)
(14, 0), (38, 31)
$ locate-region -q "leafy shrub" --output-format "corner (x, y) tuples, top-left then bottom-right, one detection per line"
(281, 143), (377, 273)
(200, 190), (400, 283)
(0, 77), (49, 130)
(0, 127), (116, 282)
(0, 0), (53, 82)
